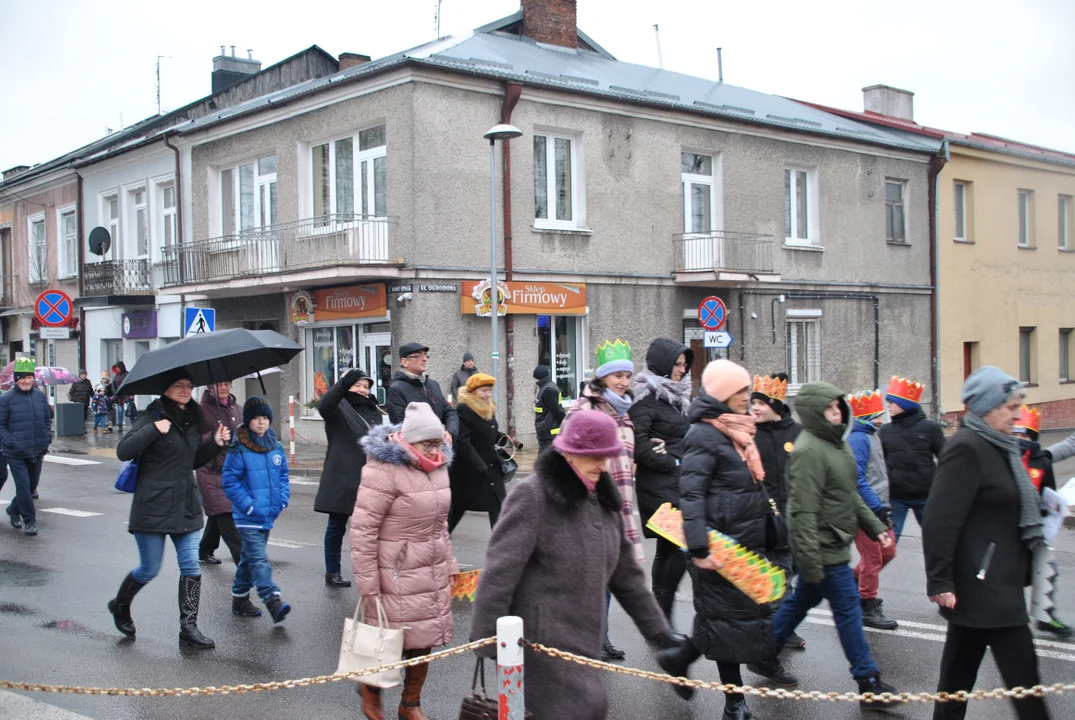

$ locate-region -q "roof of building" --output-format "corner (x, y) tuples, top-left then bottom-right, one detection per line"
(796, 100), (1075, 169)
(171, 16), (938, 155)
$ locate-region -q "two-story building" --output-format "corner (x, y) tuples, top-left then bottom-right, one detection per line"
(161, 0), (938, 443)
(805, 85), (1075, 427)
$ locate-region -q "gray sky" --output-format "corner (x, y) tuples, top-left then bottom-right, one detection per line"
(1, 0), (1073, 172)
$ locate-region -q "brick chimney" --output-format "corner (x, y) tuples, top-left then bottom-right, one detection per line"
(338, 52), (371, 71)
(522, 0), (578, 49)
(862, 85), (914, 121)
(212, 46), (262, 94)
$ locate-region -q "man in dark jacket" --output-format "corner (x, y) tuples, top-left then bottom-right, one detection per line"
(0, 357), (52, 536)
(448, 352), (478, 403)
(533, 365), (564, 452)
(386, 342), (458, 441)
(68, 369), (94, 420)
(752, 382), (900, 708)
(878, 376), (945, 541)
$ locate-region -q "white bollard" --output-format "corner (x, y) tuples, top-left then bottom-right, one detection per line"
(496, 615), (525, 719)
(288, 395), (296, 465)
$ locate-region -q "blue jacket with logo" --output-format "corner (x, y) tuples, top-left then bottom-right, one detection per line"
(0, 386), (52, 459)
(221, 427), (290, 530)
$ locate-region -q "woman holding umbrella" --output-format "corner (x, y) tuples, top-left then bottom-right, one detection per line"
(108, 368), (231, 649)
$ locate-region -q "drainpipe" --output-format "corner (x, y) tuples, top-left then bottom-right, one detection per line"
(76, 170), (86, 370)
(163, 134), (184, 284)
(927, 142), (949, 420)
(500, 82), (523, 438)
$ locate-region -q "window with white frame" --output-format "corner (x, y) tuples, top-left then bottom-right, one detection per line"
(128, 187), (148, 259)
(222, 155), (277, 235)
(786, 312), (821, 387)
(953, 181), (968, 241)
(160, 183), (177, 252)
(1019, 326), (1036, 383)
(102, 193), (120, 260)
(1059, 195), (1072, 250)
(312, 126), (386, 219)
(784, 167), (817, 244)
(534, 131), (581, 229)
(885, 179), (907, 243)
(58, 207), (78, 278)
(28, 215), (46, 284)
(681, 152), (714, 233)
(1060, 328), (1072, 382)
(1018, 189), (1034, 248)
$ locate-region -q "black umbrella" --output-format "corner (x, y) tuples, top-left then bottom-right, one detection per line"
(116, 328), (303, 397)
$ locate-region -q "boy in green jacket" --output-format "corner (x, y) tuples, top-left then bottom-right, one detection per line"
(747, 382), (902, 709)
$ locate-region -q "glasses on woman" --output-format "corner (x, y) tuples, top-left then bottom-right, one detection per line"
(415, 440), (443, 453)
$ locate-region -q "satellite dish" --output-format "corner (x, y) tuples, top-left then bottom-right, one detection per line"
(88, 227), (111, 256)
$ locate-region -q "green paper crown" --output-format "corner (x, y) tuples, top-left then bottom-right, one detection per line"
(595, 339), (632, 367)
(13, 356), (35, 374)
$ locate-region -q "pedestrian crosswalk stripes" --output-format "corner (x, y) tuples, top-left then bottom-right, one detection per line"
(43, 455), (102, 466)
(39, 508), (103, 518)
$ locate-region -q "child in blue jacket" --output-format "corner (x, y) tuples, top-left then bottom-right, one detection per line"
(222, 396), (291, 623)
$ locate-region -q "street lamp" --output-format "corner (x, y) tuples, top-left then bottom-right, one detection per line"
(484, 123), (523, 390)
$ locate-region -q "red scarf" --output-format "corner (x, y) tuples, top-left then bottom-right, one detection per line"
(394, 434), (447, 473)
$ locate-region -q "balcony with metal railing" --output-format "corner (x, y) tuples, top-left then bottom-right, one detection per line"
(673, 230), (779, 284)
(161, 214), (400, 290)
(83, 260), (154, 297)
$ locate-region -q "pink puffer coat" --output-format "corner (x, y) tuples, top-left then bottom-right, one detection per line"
(351, 425), (458, 650)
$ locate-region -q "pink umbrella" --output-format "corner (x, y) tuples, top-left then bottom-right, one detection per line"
(0, 363), (80, 390)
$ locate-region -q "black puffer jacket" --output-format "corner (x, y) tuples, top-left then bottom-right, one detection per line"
(117, 397), (223, 535)
(315, 369), (384, 515)
(755, 411), (801, 515)
(679, 393), (772, 664)
(629, 338), (693, 537)
(386, 371), (459, 440)
(879, 408), (945, 501)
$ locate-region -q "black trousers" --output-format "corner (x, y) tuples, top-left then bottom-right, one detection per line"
(934, 623), (1049, 720)
(651, 535), (689, 605)
(717, 662), (744, 705)
(447, 500), (501, 534)
(199, 513), (242, 564)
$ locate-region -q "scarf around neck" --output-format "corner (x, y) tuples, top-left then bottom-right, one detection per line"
(394, 434), (447, 473)
(601, 388), (633, 417)
(961, 411), (1044, 550)
(238, 426), (278, 452)
(704, 412), (765, 483)
(633, 369), (692, 415)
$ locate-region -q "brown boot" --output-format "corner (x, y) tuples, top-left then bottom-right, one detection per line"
(360, 684), (383, 720)
(398, 649), (430, 720)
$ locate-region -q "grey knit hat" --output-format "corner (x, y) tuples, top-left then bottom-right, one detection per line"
(401, 402), (445, 444)
(961, 366), (1025, 416)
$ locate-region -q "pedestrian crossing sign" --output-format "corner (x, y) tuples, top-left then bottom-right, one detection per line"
(184, 307), (215, 336)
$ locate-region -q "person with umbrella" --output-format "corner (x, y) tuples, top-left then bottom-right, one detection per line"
(0, 357), (51, 536)
(107, 368), (231, 649)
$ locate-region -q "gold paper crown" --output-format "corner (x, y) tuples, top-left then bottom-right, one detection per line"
(885, 376), (924, 403)
(848, 391), (884, 418)
(1015, 405), (1041, 434)
(752, 374), (788, 402)
(595, 339), (632, 367)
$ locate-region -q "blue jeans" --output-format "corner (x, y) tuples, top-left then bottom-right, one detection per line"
(891, 498), (928, 541)
(94, 414), (109, 429)
(131, 530), (200, 583)
(233, 528), (279, 602)
(5, 457), (39, 522)
(773, 563), (879, 680)
(324, 512), (350, 574)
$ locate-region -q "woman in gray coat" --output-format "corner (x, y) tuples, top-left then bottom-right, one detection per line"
(470, 410), (684, 719)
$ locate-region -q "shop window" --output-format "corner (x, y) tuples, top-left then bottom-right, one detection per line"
(537, 315), (584, 401)
(307, 324), (389, 404)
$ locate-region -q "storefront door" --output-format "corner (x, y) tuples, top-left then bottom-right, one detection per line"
(361, 332), (392, 405)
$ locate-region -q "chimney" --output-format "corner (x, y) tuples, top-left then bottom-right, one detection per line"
(2, 165), (30, 182)
(338, 52), (371, 71)
(521, 0), (578, 49)
(862, 85), (914, 121)
(212, 46), (262, 94)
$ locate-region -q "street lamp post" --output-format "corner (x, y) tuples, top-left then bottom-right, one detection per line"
(483, 123), (523, 390)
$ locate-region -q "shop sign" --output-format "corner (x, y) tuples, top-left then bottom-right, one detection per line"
(387, 283), (413, 294)
(289, 290), (314, 326)
(122, 311), (157, 339)
(40, 327), (71, 340)
(461, 281), (587, 316)
(314, 284), (387, 322)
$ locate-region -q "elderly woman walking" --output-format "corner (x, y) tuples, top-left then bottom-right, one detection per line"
(351, 402), (458, 720)
(470, 410), (684, 720)
(449, 373), (509, 532)
(923, 367), (1050, 720)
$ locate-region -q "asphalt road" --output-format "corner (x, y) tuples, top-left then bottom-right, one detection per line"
(3, 434), (1075, 719)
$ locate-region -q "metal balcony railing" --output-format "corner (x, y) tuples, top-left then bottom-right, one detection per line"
(83, 260), (153, 296)
(161, 213), (396, 287)
(673, 231), (775, 274)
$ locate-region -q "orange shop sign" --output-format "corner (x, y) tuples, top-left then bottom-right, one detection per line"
(461, 281), (586, 316)
(314, 284), (387, 321)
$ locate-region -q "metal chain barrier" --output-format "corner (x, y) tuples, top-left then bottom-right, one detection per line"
(0, 638), (494, 697)
(522, 640), (1075, 705)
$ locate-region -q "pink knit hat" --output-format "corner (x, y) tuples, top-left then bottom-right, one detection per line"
(701, 359), (752, 403)
(553, 410), (623, 457)
(401, 402), (445, 444)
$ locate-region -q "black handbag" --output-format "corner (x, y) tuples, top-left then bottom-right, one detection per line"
(459, 659), (532, 720)
(495, 434), (520, 484)
(762, 484), (789, 551)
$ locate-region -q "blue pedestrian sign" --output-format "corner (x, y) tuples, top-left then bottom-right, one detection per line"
(184, 307), (215, 336)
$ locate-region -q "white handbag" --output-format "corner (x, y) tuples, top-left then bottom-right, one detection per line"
(336, 596), (404, 688)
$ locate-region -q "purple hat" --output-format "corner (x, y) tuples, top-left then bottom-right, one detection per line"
(553, 410), (624, 457)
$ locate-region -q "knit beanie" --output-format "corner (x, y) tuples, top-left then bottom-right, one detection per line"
(701, 359), (752, 403)
(463, 352), (474, 362)
(533, 365), (550, 381)
(553, 410), (623, 457)
(465, 373), (496, 393)
(885, 394), (920, 413)
(243, 395), (274, 425)
(401, 402), (445, 444)
(961, 366), (1024, 417)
